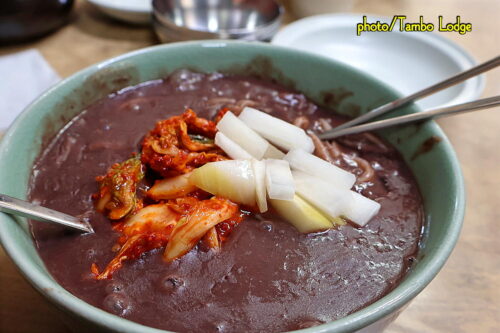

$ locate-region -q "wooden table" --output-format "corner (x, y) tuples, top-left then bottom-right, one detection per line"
(1, 1), (498, 332)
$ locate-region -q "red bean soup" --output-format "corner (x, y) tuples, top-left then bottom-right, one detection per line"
(29, 71), (424, 333)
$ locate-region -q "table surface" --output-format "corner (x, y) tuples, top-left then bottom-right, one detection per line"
(0, 1), (499, 332)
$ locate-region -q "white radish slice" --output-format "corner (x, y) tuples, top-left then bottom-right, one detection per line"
(265, 159), (295, 200)
(284, 149), (356, 189)
(270, 195), (332, 233)
(263, 144), (285, 159)
(214, 132), (253, 160)
(216, 111), (269, 159)
(251, 159), (268, 213)
(342, 191), (381, 227)
(292, 170), (351, 220)
(239, 107), (314, 153)
(189, 160), (255, 206)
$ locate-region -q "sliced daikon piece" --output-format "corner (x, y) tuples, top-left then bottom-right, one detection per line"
(342, 191), (381, 227)
(216, 111), (269, 159)
(293, 170), (351, 220)
(270, 195), (332, 233)
(263, 144), (285, 159)
(189, 160), (255, 206)
(239, 107), (314, 153)
(251, 159), (268, 213)
(265, 159), (295, 200)
(284, 149), (356, 189)
(214, 132), (253, 160)
(147, 172), (196, 200)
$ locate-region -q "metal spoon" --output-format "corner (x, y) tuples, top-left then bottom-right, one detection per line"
(0, 194), (94, 233)
(319, 95), (500, 140)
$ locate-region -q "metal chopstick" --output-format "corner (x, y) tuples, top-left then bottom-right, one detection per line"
(318, 95), (500, 140)
(331, 55), (500, 132)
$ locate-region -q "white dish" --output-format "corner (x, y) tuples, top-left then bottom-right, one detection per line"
(87, 0), (152, 25)
(272, 14), (484, 109)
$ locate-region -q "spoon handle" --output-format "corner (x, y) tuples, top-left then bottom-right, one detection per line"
(0, 194), (93, 233)
(333, 55), (500, 132)
(319, 95), (500, 140)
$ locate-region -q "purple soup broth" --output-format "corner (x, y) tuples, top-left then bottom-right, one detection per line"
(29, 70), (423, 333)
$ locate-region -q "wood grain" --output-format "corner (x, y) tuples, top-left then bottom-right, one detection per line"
(1, 0), (498, 332)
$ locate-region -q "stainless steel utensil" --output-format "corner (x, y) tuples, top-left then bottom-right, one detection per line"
(152, 0), (283, 42)
(319, 95), (500, 139)
(320, 55), (500, 139)
(0, 194), (94, 233)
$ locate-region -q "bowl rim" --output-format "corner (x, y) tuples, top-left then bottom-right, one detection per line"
(0, 40), (465, 333)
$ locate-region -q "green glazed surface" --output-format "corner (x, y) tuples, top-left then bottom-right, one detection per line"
(0, 41), (464, 333)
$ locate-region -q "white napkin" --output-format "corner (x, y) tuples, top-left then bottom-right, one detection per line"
(0, 49), (61, 132)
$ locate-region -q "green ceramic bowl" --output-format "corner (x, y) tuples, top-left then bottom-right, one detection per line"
(0, 41), (464, 333)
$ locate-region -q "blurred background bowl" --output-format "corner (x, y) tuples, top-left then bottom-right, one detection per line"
(86, 0), (152, 25)
(152, 0), (283, 42)
(0, 0), (74, 44)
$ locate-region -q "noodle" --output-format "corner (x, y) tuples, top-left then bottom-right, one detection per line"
(309, 132), (335, 163)
(293, 116), (310, 130)
(363, 133), (390, 152)
(318, 118), (333, 131)
(206, 98), (261, 115)
(326, 141), (342, 158)
(353, 156), (375, 183)
(304, 115), (376, 184)
(236, 99), (259, 110)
